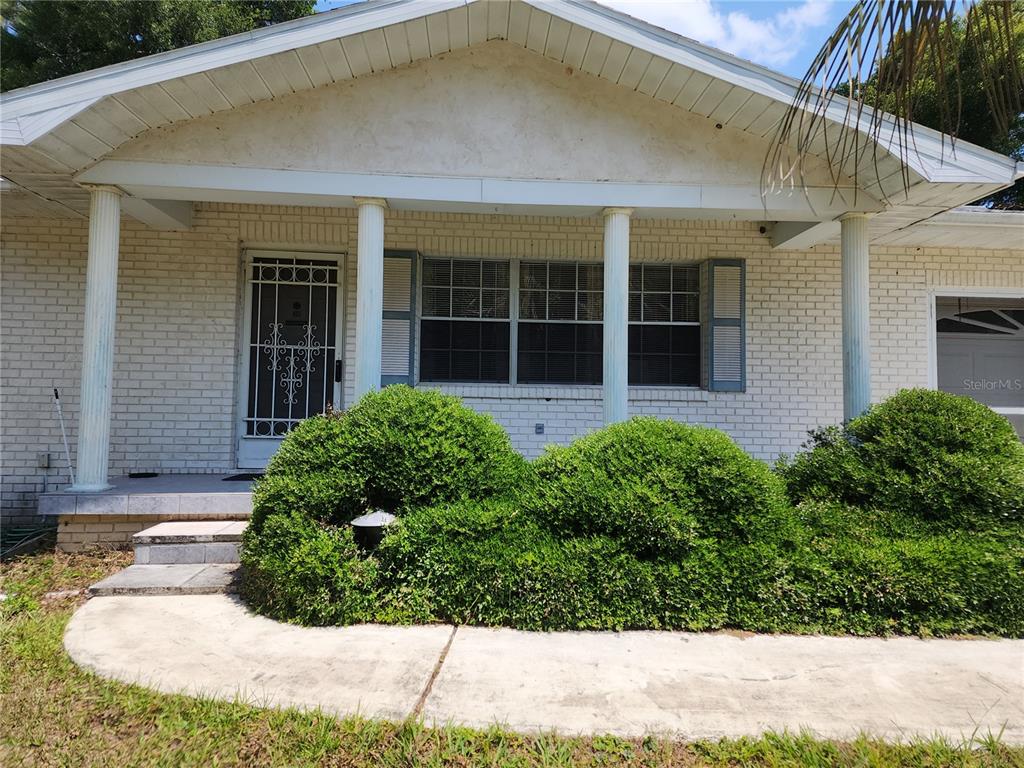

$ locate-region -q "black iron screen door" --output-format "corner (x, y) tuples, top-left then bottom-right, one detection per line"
(237, 251), (344, 468)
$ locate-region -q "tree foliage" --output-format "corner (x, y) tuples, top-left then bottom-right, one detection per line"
(850, 0), (1024, 208)
(766, 0), (1024, 210)
(0, 0), (315, 92)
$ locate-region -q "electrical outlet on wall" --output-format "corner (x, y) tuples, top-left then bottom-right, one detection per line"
(535, 423), (544, 435)
(37, 452), (52, 469)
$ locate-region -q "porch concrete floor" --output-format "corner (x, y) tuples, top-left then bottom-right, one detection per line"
(39, 474), (254, 517)
(65, 594), (1024, 743)
(88, 565), (240, 596)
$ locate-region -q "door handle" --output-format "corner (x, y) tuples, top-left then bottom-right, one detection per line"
(334, 360), (343, 383)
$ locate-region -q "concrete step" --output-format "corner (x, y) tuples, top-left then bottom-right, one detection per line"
(133, 521), (246, 565)
(88, 564), (240, 596)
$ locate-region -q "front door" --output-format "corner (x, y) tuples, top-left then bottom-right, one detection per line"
(237, 251), (344, 468)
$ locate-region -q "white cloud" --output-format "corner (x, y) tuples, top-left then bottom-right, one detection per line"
(600, 0), (836, 69)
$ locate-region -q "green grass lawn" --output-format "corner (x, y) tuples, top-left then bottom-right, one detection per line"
(1, 549), (1021, 767)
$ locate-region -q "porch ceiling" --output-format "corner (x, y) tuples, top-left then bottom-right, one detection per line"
(868, 207), (1024, 249)
(1, 0), (1020, 238)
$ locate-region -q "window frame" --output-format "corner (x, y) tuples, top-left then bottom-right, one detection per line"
(418, 255), (512, 384)
(417, 255), (704, 389)
(628, 263), (702, 388)
(517, 260), (605, 386)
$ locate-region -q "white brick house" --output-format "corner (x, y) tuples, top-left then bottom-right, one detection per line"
(1, 0), (1021, 548)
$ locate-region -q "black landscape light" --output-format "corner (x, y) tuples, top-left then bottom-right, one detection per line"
(349, 510), (397, 550)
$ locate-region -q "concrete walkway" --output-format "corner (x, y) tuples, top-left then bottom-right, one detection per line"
(65, 595), (1024, 743)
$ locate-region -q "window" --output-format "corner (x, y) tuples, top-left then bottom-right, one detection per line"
(518, 262), (604, 384)
(628, 264), (701, 387)
(419, 258), (510, 382)
(417, 257), (703, 388)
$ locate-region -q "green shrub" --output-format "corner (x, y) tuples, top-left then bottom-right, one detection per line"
(376, 500), (660, 631)
(779, 502), (1024, 636)
(239, 511), (380, 625)
(247, 471), (362, 533)
(240, 392), (1024, 638)
(243, 497), (1024, 636)
(528, 418), (796, 557)
(251, 385), (529, 529)
(779, 389), (1024, 527)
(375, 499), (787, 632)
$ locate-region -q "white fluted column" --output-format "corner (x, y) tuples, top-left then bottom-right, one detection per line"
(354, 197), (387, 399)
(70, 185), (122, 491)
(840, 213), (871, 421)
(602, 207), (632, 424)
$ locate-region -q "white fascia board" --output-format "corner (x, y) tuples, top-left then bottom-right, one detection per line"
(481, 177), (698, 208)
(481, 179), (874, 216)
(0, 0), (465, 121)
(76, 160), (881, 219)
(78, 161), (484, 202)
(535, 0), (1018, 185)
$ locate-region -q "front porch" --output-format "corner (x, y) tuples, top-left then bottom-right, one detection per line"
(33, 188), (879, 551)
(39, 474), (253, 551)
(50, 27), (896, 498)
(64, 184), (877, 486)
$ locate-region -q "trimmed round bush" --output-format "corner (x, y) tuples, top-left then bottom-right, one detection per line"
(527, 417), (796, 557)
(779, 389), (1024, 527)
(250, 385), (529, 529)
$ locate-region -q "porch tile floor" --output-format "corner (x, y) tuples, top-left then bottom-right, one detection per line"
(38, 474), (254, 517)
(65, 594), (1024, 743)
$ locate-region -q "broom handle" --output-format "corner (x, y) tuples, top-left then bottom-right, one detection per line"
(54, 388), (76, 487)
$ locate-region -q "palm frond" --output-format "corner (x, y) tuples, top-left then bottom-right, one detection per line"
(762, 0), (1024, 207)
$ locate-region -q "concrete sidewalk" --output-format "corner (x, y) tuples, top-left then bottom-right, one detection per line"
(65, 594), (1024, 743)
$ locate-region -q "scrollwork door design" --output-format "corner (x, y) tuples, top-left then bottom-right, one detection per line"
(244, 257), (340, 439)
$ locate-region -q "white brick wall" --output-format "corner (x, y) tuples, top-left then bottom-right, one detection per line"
(1, 213), (243, 525)
(2, 203), (1021, 525)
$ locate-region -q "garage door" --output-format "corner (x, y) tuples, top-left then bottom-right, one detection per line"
(936, 297), (1024, 438)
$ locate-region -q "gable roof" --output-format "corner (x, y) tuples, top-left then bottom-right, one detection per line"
(1, 0), (1021, 233)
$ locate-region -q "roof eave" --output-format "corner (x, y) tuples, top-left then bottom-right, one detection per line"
(0, 0), (463, 119)
(537, 0), (1017, 186)
(0, 0), (1018, 190)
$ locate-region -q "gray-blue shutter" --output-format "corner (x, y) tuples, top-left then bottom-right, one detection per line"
(381, 249), (417, 386)
(702, 259), (745, 392)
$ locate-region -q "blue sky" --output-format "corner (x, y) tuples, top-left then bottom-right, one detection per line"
(313, 0), (852, 79)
